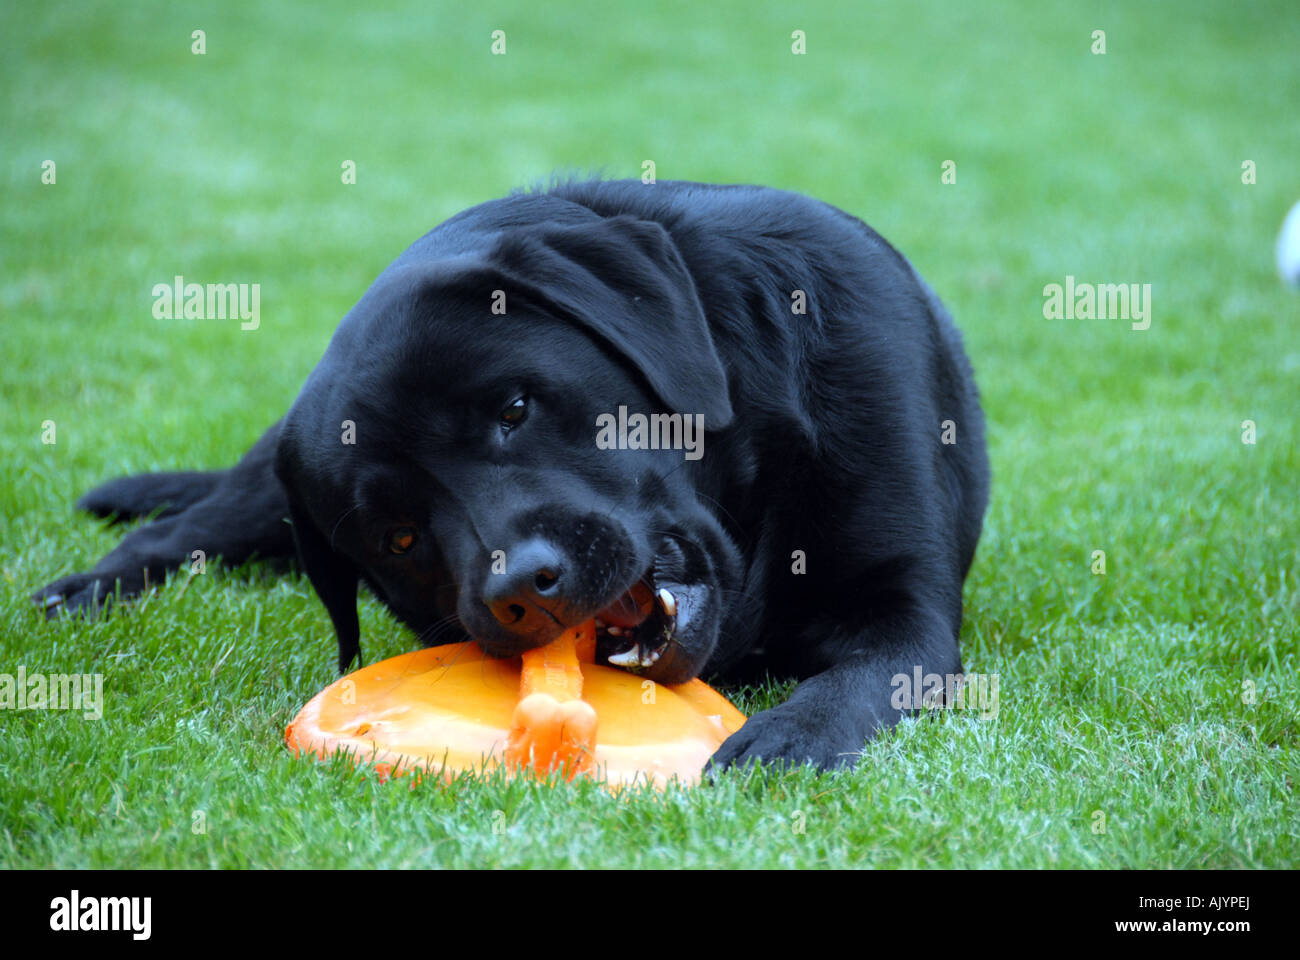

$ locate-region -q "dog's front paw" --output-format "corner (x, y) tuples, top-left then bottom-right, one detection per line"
(705, 704), (864, 774)
(32, 571), (137, 619)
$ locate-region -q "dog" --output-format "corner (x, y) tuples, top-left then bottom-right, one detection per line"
(34, 179), (990, 771)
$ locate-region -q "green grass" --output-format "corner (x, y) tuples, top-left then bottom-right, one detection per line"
(2, 0), (1298, 868)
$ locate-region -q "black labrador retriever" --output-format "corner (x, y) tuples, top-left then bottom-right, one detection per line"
(35, 179), (989, 771)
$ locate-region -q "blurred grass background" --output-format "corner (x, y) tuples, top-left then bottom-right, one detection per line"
(1, 0), (1297, 867)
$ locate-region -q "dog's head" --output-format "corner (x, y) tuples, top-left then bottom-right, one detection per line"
(275, 212), (743, 683)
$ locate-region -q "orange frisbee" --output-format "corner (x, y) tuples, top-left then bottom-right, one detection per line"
(285, 620), (746, 789)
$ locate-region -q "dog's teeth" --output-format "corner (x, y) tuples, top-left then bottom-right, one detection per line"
(607, 644), (663, 668)
(607, 648), (640, 666)
(656, 588), (676, 619)
(606, 625), (623, 636)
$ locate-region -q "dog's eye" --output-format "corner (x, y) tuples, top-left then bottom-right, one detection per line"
(386, 527), (417, 555)
(499, 395), (529, 429)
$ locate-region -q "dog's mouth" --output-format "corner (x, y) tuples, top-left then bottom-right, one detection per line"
(593, 573), (704, 674)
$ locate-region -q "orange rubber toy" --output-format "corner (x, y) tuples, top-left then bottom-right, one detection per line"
(285, 620), (746, 789)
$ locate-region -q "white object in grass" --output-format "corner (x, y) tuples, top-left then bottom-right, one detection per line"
(1278, 200), (1300, 288)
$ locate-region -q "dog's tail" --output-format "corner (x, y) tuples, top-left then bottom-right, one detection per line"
(76, 470), (224, 523)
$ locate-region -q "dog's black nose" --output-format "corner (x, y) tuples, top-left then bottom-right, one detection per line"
(483, 538), (567, 633)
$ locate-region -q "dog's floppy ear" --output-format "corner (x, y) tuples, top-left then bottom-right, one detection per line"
(493, 215), (734, 428)
(275, 443), (362, 674)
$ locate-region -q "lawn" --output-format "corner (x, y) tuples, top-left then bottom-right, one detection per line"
(1, 0), (1297, 868)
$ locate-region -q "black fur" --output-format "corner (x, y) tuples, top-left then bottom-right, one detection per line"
(34, 179), (990, 771)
